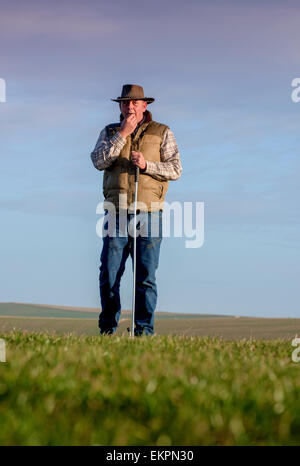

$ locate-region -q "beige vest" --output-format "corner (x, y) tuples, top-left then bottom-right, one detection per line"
(103, 113), (169, 212)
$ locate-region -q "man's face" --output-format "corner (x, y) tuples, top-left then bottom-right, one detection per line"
(119, 100), (147, 124)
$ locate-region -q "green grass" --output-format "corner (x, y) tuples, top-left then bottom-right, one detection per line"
(0, 331), (299, 446)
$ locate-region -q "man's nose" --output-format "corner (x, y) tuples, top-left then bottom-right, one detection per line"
(128, 100), (135, 110)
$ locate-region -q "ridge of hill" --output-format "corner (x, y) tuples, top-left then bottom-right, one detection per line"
(0, 302), (235, 319)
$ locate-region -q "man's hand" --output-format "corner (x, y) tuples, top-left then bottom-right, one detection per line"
(119, 114), (137, 138)
(131, 151), (147, 170)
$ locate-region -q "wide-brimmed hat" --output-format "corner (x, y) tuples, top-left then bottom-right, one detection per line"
(111, 84), (155, 104)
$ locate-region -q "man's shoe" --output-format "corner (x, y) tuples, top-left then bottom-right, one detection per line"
(134, 329), (153, 337)
(99, 329), (114, 335)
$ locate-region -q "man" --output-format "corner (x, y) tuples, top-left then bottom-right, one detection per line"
(91, 84), (182, 336)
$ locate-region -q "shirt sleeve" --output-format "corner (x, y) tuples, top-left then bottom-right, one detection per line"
(142, 128), (182, 181)
(90, 127), (126, 171)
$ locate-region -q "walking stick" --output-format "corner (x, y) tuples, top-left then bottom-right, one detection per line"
(131, 164), (139, 338)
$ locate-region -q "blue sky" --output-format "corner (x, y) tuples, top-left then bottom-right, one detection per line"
(0, 0), (299, 317)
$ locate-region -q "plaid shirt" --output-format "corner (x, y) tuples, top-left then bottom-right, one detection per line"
(90, 121), (182, 182)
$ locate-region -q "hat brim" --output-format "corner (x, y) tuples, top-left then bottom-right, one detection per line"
(111, 97), (155, 104)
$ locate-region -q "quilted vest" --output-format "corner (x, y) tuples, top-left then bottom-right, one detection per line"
(103, 112), (169, 212)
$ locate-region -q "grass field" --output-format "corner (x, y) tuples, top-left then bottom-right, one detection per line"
(1, 303), (299, 445)
(0, 331), (299, 446)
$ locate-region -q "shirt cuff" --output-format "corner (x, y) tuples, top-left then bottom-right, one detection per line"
(139, 161), (147, 173)
(111, 131), (126, 150)
(142, 160), (156, 174)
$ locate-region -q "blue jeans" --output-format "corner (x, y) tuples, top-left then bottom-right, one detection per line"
(99, 210), (163, 335)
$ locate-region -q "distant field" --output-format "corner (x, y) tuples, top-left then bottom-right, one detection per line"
(0, 331), (299, 446)
(0, 303), (233, 320)
(0, 315), (299, 340)
(0, 303), (299, 340)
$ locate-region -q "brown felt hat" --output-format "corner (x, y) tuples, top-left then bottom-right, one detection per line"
(111, 84), (155, 104)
